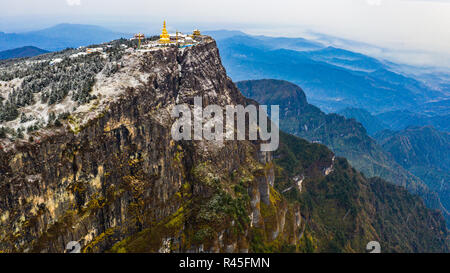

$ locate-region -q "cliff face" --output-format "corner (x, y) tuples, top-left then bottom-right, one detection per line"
(0, 40), (304, 253)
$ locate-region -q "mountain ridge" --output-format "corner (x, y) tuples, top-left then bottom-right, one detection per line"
(0, 46), (49, 60)
(236, 79), (446, 220)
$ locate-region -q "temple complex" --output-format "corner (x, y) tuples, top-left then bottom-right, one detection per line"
(157, 21), (204, 46)
(193, 29), (201, 37)
(131, 21), (204, 51)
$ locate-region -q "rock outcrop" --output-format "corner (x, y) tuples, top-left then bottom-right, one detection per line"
(0, 39), (302, 253)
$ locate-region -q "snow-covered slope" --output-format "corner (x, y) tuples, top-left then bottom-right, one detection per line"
(0, 38), (169, 145)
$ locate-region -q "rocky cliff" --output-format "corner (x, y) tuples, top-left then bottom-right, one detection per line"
(0, 39), (303, 253)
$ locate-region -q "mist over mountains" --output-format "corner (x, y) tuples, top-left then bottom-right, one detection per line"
(210, 31), (447, 115)
(0, 23), (129, 52)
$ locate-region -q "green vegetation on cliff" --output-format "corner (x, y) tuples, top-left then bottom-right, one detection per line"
(237, 79), (444, 216)
(375, 126), (450, 223)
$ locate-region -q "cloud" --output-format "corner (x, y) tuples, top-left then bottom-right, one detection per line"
(66, 0), (81, 6)
(366, 0), (382, 6)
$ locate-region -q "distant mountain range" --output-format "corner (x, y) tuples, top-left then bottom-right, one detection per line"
(205, 30), (324, 51)
(0, 46), (49, 60)
(236, 79), (446, 220)
(209, 30), (447, 114)
(0, 23), (129, 52)
(337, 107), (450, 135)
(377, 110), (450, 133)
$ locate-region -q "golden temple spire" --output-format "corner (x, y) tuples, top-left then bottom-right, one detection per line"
(159, 20), (171, 44)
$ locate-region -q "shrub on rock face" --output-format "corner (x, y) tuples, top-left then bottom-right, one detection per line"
(0, 127), (6, 138)
(16, 127), (24, 139)
(0, 101), (19, 122)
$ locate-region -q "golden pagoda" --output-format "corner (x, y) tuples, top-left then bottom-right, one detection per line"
(159, 21), (171, 44)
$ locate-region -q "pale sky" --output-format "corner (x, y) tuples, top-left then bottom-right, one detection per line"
(1, 0), (450, 68)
